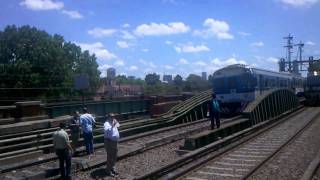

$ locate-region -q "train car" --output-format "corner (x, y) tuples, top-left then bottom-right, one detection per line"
(304, 74), (320, 106)
(212, 64), (304, 113)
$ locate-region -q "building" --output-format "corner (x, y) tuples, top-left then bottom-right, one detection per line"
(107, 68), (116, 79)
(163, 75), (173, 83)
(106, 68), (116, 85)
(201, 72), (207, 81)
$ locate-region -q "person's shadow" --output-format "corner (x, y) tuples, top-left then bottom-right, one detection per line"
(90, 168), (112, 179)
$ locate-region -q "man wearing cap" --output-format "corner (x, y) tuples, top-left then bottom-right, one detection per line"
(208, 93), (221, 129)
(53, 122), (73, 180)
(79, 108), (95, 157)
(103, 113), (120, 177)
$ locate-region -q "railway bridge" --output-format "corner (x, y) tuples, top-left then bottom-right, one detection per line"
(1, 89), (319, 180)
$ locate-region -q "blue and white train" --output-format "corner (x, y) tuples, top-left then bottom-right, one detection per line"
(212, 64), (304, 113)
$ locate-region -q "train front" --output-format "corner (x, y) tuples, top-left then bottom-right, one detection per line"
(212, 64), (256, 114)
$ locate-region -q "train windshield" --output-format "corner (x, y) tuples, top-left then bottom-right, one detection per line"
(213, 73), (255, 93)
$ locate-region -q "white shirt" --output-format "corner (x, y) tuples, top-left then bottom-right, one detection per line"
(104, 119), (120, 141)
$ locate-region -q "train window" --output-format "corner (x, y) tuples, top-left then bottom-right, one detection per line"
(228, 77), (236, 88)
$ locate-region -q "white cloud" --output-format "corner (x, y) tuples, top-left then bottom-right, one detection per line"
(238, 31), (251, 36)
(134, 22), (190, 36)
(122, 23), (130, 28)
(114, 59), (125, 66)
(129, 66), (138, 71)
(267, 57), (279, 63)
(165, 40), (173, 45)
(193, 61), (207, 66)
(61, 10), (83, 19)
(279, 0), (319, 7)
(98, 64), (112, 77)
(164, 65), (174, 70)
(142, 48), (149, 52)
(88, 28), (117, 38)
(174, 44), (210, 53)
(76, 42), (117, 60)
(121, 31), (135, 39)
(250, 41), (264, 47)
(178, 58), (189, 64)
(20, 0), (64, 10)
(139, 59), (156, 68)
(117, 41), (129, 48)
(306, 41), (316, 46)
(194, 18), (234, 40)
(211, 57), (247, 66)
(20, 0), (83, 20)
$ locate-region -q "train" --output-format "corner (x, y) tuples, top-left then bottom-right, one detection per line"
(212, 64), (304, 113)
(304, 74), (320, 106)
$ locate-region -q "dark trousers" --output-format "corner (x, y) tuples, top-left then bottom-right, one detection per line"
(104, 139), (118, 173)
(83, 132), (94, 155)
(56, 149), (71, 180)
(210, 111), (220, 129)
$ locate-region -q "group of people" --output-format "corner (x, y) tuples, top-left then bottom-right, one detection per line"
(53, 108), (120, 179)
(52, 93), (221, 179)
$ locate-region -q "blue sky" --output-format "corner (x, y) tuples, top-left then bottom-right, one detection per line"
(1, 0), (319, 78)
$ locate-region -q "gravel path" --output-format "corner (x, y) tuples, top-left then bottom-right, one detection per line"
(75, 140), (183, 179)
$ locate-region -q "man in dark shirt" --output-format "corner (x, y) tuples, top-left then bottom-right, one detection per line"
(53, 122), (73, 180)
(70, 111), (80, 153)
(208, 93), (221, 129)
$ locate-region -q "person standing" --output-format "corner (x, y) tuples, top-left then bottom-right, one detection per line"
(104, 113), (120, 177)
(53, 122), (73, 180)
(79, 108), (95, 157)
(69, 111), (80, 154)
(208, 93), (221, 129)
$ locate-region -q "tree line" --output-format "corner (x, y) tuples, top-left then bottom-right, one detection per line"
(0, 25), (100, 101)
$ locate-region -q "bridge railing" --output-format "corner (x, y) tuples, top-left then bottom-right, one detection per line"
(242, 88), (299, 125)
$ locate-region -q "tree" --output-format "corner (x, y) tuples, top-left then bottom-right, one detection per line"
(0, 25), (101, 100)
(173, 74), (183, 86)
(145, 73), (160, 85)
(184, 74), (210, 92)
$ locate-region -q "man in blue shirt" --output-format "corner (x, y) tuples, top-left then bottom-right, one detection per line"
(208, 93), (221, 129)
(80, 108), (95, 157)
(104, 113), (120, 177)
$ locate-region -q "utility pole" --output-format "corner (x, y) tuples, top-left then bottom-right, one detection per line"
(284, 34), (293, 72)
(294, 41), (304, 71)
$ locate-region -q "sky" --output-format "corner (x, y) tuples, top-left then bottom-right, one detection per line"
(1, 0), (320, 78)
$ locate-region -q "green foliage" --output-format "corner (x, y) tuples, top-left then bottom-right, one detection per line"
(0, 25), (100, 100)
(309, 61), (320, 73)
(145, 73), (160, 85)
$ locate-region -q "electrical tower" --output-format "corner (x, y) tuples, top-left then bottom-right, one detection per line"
(279, 34), (320, 75)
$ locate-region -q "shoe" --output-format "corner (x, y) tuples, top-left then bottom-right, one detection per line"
(111, 170), (119, 175)
(106, 172), (116, 177)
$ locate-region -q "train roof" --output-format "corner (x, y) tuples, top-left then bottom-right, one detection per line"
(214, 64), (303, 79)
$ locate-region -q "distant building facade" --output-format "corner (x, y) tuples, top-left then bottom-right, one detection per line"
(201, 72), (207, 81)
(107, 68), (116, 79)
(163, 75), (173, 83)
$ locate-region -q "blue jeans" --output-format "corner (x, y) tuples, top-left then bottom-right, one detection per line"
(83, 132), (94, 155)
(56, 149), (71, 180)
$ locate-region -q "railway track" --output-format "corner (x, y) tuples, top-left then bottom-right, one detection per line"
(136, 107), (320, 180)
(0, 115), (240, 180)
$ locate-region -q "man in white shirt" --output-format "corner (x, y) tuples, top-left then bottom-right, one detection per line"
(104, 113), (120, 177)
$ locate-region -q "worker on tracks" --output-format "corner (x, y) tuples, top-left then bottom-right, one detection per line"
(53, 122), (74, 180)
(69, 111), (80, 155)
(103, 113), (120, 177)
(208, 93), (221, 129)
(80, 107), (96, 158)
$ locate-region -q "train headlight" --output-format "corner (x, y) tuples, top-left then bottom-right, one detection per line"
(314, 71), (318, 76)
